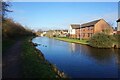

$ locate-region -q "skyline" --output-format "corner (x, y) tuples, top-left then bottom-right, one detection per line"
(8, 2), (118, 31)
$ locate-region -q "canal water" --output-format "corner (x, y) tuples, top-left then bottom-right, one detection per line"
(32, 37), (119, 78)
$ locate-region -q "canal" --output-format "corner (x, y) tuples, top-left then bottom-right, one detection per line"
(32, 37), (119, 78)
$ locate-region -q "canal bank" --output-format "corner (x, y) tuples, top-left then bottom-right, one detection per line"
(54, 37), (89, 45)
(22, 36), (67, 78)
(53, 34), (120, 49)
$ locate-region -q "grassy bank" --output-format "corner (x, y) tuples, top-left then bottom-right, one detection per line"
(22, 37), (65, 78)
(2, 17), (35, 53)
(54, 37), (89, 45)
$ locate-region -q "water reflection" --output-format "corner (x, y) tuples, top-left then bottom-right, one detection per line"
(69, 43), (116, 64)
(69, 43), (76, 53)
(32, 37), (118, 78)
(113, 49), (120, 64)
(87, 48), (114, 64)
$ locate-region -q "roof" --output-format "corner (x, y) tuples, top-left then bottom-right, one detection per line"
(81, 19), (101, 28)
(117, 18), (120, 22)
(70, 24), (80, 29)
(62, 30), (68, 32)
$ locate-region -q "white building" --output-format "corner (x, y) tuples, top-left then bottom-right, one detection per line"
(41, 31), (46, 36)
(117, 18), (120, 34)
(117, 18), (120, 31)
(68, 24), (80, 38)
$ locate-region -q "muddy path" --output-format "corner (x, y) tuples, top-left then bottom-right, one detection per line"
(2, 40), (23, 79)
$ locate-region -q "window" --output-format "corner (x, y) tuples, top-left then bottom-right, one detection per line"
(91, 27), (93, 30)
(83, 33), (85, 37)
(88, 33), (90, 37)
(90, 33), (93, 37)
(83, 29), (85, 31)
(88, 27), (90, 30)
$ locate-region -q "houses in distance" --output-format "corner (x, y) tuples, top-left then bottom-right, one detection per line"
(42, 30), (68, 37)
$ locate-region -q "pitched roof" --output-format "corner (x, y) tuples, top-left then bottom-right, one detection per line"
(70, 24), (80, 29)
(117, 18), (120, 22)
(81, 19), (101, 28)
(62, 30), (68, 32)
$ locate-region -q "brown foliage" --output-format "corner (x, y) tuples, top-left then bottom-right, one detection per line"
(2, 18), (33, 39)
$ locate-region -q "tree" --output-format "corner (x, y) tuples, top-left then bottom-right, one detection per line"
(0, 1), (2, 23)
(1, 1), (12, 19)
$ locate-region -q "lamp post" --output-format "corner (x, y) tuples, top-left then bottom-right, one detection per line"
(80, 25), (81, 40)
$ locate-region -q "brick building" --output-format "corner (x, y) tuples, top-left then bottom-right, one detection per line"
(80, 19), (113, 39)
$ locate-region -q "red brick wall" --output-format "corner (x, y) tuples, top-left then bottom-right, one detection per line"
(117, 31), (120, 34)
(75, 29), (80, 39)
(70, 34), (76, 38)
(80, 26), (94, 39)
(94, 19), (113, 35)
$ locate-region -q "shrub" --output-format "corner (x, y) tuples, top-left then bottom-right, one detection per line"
(89, 33), (114, 48)
(2, 18), (34, 39)
(113, 34), (120, 48)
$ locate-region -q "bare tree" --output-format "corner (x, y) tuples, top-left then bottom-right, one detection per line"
(0, 1), (2, 23)
(1, 1), (12, 19)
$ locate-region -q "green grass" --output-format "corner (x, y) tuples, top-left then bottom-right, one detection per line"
(54, 37), (89, 45)
(22, 37), (59, 78)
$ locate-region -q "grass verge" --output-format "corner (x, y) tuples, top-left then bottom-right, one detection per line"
(54, 37), (89, 45)
(21, 36), (62, 78)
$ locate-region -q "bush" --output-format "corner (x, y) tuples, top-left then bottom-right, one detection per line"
(113, 34), (120, 48)
(2, 18), (34, 39)
(89, 33), (114, 48)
